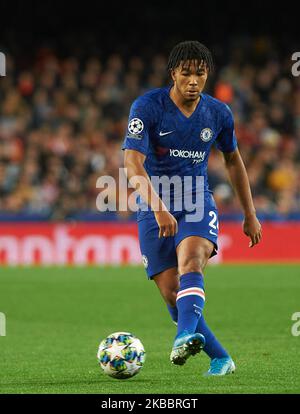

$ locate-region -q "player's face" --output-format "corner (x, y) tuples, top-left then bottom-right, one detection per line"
(171, 61), (208, 102)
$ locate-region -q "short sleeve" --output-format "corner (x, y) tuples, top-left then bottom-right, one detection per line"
(215, 105), (238, 153)
(122, 97), (153, 156)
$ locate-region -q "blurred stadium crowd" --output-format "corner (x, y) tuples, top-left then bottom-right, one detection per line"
(0, 37), (299, 220)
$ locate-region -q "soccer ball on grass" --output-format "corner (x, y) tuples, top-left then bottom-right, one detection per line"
(97, 332), (146, 379)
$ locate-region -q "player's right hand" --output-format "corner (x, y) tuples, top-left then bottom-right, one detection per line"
(154, 210), (178, 238)
(243, 214), (262, 248)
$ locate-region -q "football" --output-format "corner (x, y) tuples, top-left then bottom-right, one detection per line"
(97, 332), (146, 379)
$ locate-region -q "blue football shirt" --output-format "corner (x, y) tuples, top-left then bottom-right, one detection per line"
(122, 86), (237, 217)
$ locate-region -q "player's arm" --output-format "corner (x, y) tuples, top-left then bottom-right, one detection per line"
(223, 148), (262, 247)
(124, 149), (178, 238)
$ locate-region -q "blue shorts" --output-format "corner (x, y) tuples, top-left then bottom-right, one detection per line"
(138, 193), (219, 279)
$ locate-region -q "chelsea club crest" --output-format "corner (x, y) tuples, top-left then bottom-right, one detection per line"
(142, 255), (148, 269)
(200, 128), (213, 142)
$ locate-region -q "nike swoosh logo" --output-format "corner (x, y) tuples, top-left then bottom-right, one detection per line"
(209, 230), (218, 236)
(159, 130), (174, 136)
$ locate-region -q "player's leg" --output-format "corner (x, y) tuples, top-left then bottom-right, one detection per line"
(168, 236), (211, 365)
(153, 265), (229, 358)
(152, 267), (179, 324)
(154, 267), (231, 362)
(176, 235), (212, 336)
(155, 237), (230, 362)
(197, 316), (230, 361)
(175, 235), (235, 374)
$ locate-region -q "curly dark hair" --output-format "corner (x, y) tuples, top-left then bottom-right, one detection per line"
(167, 40), (214, 73)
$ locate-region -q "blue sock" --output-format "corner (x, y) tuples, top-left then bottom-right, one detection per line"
(167, 304), (178, 324)
(176, 272), (205, 337)
(196, 314), (229, 359)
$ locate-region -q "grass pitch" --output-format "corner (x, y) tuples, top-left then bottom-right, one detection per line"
(0, 264), (300, 394)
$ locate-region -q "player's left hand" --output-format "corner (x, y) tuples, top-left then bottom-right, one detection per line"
(243, 214), (262, 248)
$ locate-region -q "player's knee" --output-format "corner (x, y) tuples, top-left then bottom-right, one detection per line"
(179, 255), (204, 275)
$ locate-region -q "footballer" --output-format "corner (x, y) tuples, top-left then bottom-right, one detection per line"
(122, 41), (262, 376)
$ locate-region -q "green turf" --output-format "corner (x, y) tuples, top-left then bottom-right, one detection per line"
(0, 264), (300, 394)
